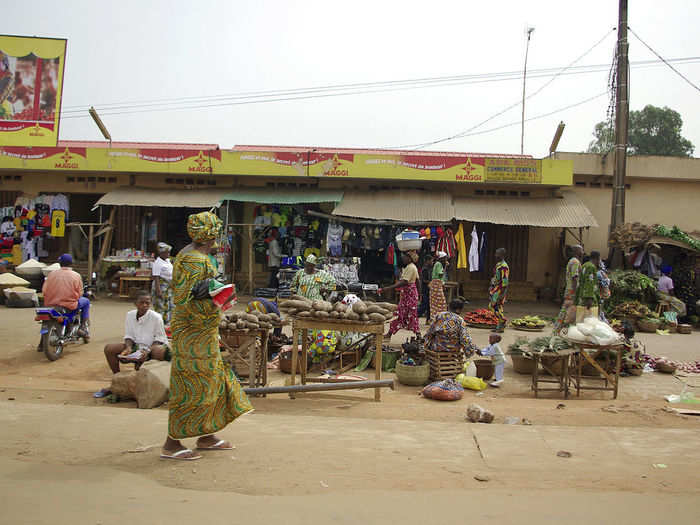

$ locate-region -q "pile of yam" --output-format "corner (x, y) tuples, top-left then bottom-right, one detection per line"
(278, 295), (397, 324)
(608, 222), (656, 250)
(219, 310), (282, 332)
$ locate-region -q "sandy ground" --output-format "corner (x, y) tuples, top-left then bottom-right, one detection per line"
(1, 296), (699, 523)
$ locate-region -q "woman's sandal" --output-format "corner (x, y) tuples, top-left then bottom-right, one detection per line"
(196, 439), (234, 451)
(160, 448), (202, 461)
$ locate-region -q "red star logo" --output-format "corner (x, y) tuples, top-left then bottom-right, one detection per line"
(463, 157), (476, 176)
(330, 154), (341, 170)
(60, 148), (72, 162)
(194, 151), (208, 168)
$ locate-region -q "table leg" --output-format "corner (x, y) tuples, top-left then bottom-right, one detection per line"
(248, 332), (256, 388)
(563, 354), (570, 399)
(375, 332), (383, 402)
(301, 328), (309, 385)
(532, 356), (539, 398)
(614, 347), (622, 399)
(289, 328), (298, 399)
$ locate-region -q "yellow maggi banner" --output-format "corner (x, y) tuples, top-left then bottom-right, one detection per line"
(0, 35), (67, 147)
(0, 145), (573, 185)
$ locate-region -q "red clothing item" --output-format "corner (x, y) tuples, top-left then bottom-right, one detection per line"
(43, 267), (83, 310)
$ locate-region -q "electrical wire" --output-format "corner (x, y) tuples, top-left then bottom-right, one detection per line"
(628, 27), (700, 93)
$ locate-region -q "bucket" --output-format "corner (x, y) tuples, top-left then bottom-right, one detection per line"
(474, 358), (495, 380)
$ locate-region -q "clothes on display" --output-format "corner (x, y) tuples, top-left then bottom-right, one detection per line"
(468, 225), (479, 272)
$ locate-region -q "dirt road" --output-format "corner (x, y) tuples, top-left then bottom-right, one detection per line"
(1, 298), (699, 523)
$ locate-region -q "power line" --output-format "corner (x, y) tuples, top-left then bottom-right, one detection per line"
(628, 27), (700, 93)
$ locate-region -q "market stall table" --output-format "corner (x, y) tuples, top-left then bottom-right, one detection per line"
(530, 348), (579, 399)
(568, 341), (625, 399)
(219, 328), (269, 390)
(290, 318), (385, 401)
(118, 276), (153, 299)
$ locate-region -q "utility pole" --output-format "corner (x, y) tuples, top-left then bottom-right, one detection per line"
(610, 0), (629, 267)
(521, 27), (535, 155)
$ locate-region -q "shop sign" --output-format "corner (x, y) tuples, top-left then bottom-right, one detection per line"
(484, 158), (541, 183)
(0, 35), (67, 147)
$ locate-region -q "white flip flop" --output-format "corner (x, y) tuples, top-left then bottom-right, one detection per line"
(160, 448), (202, 461)
(196, 439), (235, 451)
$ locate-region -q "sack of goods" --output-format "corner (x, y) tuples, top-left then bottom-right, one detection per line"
(563, 317), (622, 346)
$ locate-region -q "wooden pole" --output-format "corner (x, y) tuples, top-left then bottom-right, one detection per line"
(610, 0), (629, 267)
(247, 224), (254, 295)
(87, 225), (94, 281)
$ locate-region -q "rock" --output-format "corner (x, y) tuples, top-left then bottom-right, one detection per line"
(556, 450), (572, 458)
(556, 403), (566, 409)
(601, 405), (620, 413)
(504, 416), (520, 425)
(134, 360), (171, 409)
(474, 474), (490, 482)
(110, 361), (171, 408)
(466, 403), (494, 424)
(521, 418), (533, 426)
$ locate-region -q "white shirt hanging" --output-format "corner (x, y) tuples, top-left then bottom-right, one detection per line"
(468, 226), (480, 272)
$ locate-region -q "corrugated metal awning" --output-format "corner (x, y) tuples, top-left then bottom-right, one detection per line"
(94, 187), (226, 209)
(332, 190), (454, 222)
(221, 188), (343, 204)
(453, 191), (598, 228)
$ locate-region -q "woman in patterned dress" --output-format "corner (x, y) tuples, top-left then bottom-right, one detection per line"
(553, 245), (582, 333)
(488, 248), (510, 333)
(161, 212), (253, 461)
(428, 251), (449, 319)
(380, 251), (421, 340)
(424, 298), (476, 355)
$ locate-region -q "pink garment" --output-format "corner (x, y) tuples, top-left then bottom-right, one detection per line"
(657, 275), (674, 294)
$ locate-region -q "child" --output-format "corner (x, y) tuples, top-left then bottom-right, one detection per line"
(479, 333), (505, 387)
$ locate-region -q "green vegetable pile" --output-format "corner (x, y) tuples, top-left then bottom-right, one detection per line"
(529, 335), (571, 354)
(655, 225), (700, 252)
(606, 270), (657, 312)
(507, 337), (531, 356)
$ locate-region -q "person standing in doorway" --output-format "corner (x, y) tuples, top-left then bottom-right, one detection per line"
(488, 248), (509, 333)
(267, 227), (282, 289)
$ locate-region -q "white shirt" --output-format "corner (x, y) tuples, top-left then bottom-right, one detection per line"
(152, 257), (173, 281)
(468, 226), (479, 272)
(658, 275), (674, 294)
(124, 309), (167, 347)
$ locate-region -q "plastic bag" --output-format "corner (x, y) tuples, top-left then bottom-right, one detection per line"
(564, 325), (587, 342)
(459, 375), (488, 391)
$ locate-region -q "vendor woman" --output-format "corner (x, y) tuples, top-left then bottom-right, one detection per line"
(380, 251), (420, 340)
(429, 251), (449, 319)
(151, 242), (174, 325)
(424, 298), (475, 355)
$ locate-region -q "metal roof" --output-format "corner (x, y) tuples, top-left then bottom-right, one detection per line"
(233, 145), (532, 158)
(58, 140), (219, 150)
(453, 190), (598, 228)
(332, 189), (455, 222)
(93, 187), (226, 209)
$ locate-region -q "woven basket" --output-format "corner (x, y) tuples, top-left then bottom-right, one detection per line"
(637, 319), (661, 333)
(279, 348), (307, 374)
(510, 354), (536, 374)
(540, 354), (566, 376)
(395, 361), (430, 386)
(677, 324), (692, 335)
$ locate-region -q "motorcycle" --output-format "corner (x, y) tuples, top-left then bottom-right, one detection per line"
(34, 279), (94, 361)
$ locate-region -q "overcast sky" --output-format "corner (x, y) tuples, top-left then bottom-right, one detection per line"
(3, 0), (699, 156)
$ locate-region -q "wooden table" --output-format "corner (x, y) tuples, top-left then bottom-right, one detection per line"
(568, 342), (625, 399)
(444, 281), (459, 303)
(220, 328), (269, 390)
(530, 348), (579, 398)
(291, 318), (385, 401)
(119, 276), (152, 298)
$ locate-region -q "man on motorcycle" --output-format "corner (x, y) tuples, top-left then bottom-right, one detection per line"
(42, 254), (91, 341)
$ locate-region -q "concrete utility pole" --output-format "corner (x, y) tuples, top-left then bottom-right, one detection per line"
(521, 27), (535, 155)
(610, 0), (629, 266)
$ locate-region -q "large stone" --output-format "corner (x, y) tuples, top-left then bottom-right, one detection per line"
(109, 360), (171, 409)
(133, 360), (171, 409)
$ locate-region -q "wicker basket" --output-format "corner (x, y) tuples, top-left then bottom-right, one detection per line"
(637, 318), (661, 333)
(474, 358), (495, 380)
(678, 324), (692, 335)
(279, 348), (308, 374)
(395, 361), (430, 386)
(540, 354), (566, 376)
(426, 349), (465, 381)
(510, 354), (536, 374)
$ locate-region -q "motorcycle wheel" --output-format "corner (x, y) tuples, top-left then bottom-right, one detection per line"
(41, 322), (63, 361)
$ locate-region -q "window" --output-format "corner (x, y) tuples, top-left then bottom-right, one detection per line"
(520, 191), (530, 197)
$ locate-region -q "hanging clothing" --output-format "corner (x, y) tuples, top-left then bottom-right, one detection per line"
(478, 231), (487, 272)
(51, 193), (69, 221)
(436, 228), (456, 258)
(326, 223), (343, 257)
(468, 226), (479, 272)
(455, 223), (468, 270)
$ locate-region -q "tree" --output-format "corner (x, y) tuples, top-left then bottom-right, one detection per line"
(587, 105), (694, 157)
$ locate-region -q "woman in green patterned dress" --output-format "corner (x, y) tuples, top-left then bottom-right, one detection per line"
(161, 212), (253, 461)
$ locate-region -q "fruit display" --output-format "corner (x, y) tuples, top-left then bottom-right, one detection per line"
(463, 309), (499, 326)
(511, 315), (547, 329)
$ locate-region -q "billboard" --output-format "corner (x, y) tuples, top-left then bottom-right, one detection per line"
(0, 35), (67, 146)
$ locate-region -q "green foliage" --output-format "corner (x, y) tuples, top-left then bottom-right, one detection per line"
(655, 225), (700, 252)
(587, 105), (694, 157)
(607, 270), (657, 312)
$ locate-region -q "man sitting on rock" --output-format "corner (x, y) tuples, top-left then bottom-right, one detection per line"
(94, 292), (170, 398)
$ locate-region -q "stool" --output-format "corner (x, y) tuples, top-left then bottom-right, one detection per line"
(655, 302), (670, 316)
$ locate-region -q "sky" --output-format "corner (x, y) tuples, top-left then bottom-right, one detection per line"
(3, 0), (699, 157)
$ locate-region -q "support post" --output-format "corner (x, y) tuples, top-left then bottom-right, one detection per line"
(247, 224), (253, 295)
(87, 225), (94, 282)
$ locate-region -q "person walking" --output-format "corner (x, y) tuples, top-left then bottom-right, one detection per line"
(488, 248), (509, 333)
(429, 251), (449, 319)
(380, 251), (421, 341)
(161, 211), (253, 461)
(151, 242), (174, 326)
(553, 245), (582, 332)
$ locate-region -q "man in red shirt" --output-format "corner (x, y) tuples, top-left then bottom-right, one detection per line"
(42, 254), (91, 340)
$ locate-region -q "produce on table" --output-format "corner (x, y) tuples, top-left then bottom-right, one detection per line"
(507, 337), (532, 356)
(219, 311), (282, 331)
(511, 315), (546, 328)
(642, 354), (700, 374)
(608, 223), (655, 250)
(609, 301), (655, 320)
(463, 309), (499, 326)
(607, 270), (657, 311)
(655, 224), (700, 252)
(279, 297), (395, 322)
(528, 335), (572, 354)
